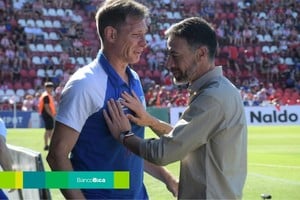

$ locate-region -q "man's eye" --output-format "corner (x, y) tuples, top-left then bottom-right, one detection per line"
(132, 34), (144, 38)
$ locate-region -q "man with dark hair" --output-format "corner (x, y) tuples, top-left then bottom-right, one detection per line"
(47, 0), (178, 199)
(104, 17), (248, 199)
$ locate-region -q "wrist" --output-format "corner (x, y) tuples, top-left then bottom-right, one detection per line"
(119, 130), (134, 144)
(148, 115), (159, 127)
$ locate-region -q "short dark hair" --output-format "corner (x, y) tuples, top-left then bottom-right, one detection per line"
(95, 0), (149, 41)
(165, 17), (218, 61)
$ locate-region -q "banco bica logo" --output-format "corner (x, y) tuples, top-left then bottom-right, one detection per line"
(77, 177), (106, 183)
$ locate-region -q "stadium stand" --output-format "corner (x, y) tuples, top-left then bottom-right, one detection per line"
(0, 0), (300, 110)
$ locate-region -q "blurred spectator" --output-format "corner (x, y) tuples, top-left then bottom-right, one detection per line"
(32, 0), (43, 14)
(146, 49), (159, 71)
(142, 75), (155, 92)
(11, 62), (21, 81)
(0, 58), (12, 81)
(265, 83), (276, 97)
(0, 98), (12, 111)
(295, 80), (300, 92)
(0, 34), (11, 48)
(60, 36), (73, 54)
(23, 24), (43, 43)
(21, 94), (34, 111)
(15, 46), (30, 67)
(32, 92), (41, 111)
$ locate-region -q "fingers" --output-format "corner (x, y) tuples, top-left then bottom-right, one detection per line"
(127, 114), (137, 124)
(131, 90), (139, 100)
(103, 109), (111, 124)
(171, 185), (178, 197)
(121, 91), (142, 112)
(108, 99), (120, 117)
(121, 91), (131, 99)
(105, 97), (141, 128)
(103, 100), (121, 126)
(120, 93), (135, 110)
(121, 91), (139, 102)
(116, 100), (125, 116)
(121, 92), (133, 106)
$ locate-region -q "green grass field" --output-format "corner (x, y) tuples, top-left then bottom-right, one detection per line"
(5, 126), (300, 200)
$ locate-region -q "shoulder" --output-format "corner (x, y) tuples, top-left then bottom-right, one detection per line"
(73, 60), (105, 80)
(197, 76), (242, 110)
(61, 61), (109, 105)
(65, 60), (108, 92)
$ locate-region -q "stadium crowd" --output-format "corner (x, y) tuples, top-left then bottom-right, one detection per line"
(0, 0), (300, 111)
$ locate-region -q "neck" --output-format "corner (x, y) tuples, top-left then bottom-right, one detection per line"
(102, 50), (129, 83)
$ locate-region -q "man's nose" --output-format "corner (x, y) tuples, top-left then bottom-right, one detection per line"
(139, 37), (147, 47)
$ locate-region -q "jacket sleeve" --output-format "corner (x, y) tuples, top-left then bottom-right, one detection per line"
(139, 95), (225, 165)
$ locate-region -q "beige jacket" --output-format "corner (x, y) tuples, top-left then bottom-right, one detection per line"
(140, 66), (247, 199)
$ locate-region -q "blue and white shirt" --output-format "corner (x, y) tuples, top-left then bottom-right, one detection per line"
(0, 118), (7, 138)
(56, 52), (148, 199)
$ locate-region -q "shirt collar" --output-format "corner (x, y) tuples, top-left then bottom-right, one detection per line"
(97, 51), (135, 87)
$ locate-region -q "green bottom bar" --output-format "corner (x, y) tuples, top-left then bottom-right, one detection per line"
(24, 171), (45, 188)
(0, 171), (15, 188)
(0, 171), (130, 189)
(46, 172), (69, 188)
(114, 171), (130, 189)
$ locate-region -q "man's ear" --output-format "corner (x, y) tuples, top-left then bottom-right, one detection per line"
(195, 46), (208, 62)
(104, 26), (117, 42)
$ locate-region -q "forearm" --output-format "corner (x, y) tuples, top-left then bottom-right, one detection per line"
(144, 160), (174, 183)
(47, 154), (85, 199)
(122, 135), (143, 156)
(123, 133), (173, 165)
(47, 151), (74, 171)
(124, 138), (178, 189)
(144, 160), (178, 197)
(148, 116), (173, 136)
(60, 188), (85, 200)
(0, 143), (13, 171)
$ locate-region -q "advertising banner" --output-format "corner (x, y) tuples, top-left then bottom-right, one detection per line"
(0, 111), (42, 128)
(170, 105), (300, 126)
(1, 105), (300, 128)
(245, 105), (300, 125)
(0, 111), (32, 128)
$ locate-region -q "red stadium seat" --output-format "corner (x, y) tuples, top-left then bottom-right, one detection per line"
(23, 81), (33, 90)
(145, 70), (153, 78)
(28, 69), (37, 79)
(137, 69), (145, 79)
(20, 69), (29, 79)
(14, 81), (23, 90)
